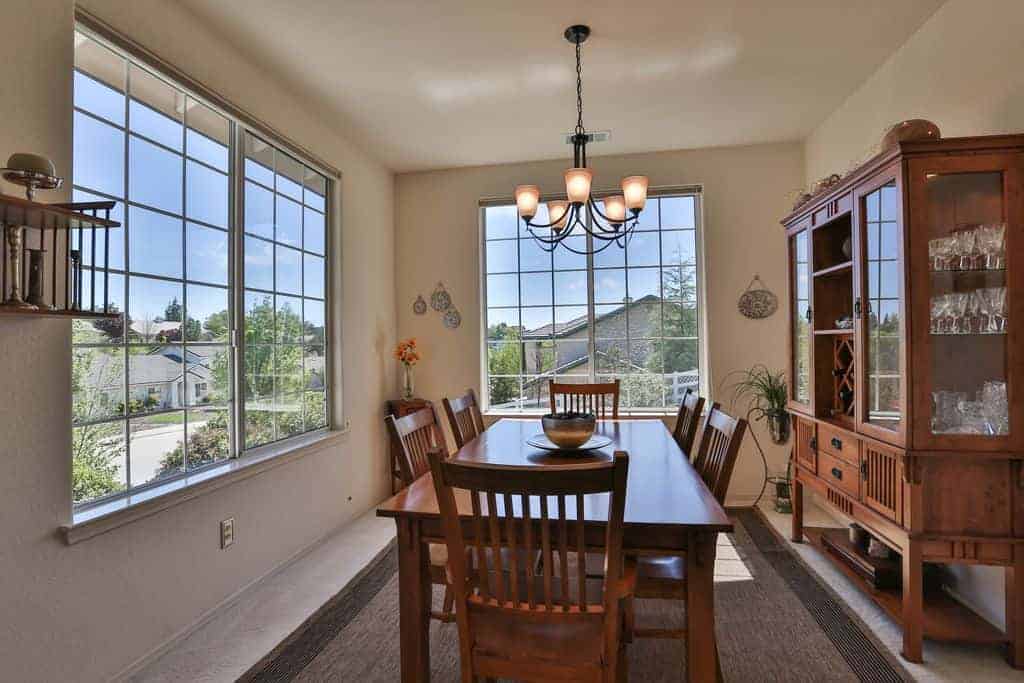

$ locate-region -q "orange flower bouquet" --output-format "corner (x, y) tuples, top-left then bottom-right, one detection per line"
(395, 338), (420, 398)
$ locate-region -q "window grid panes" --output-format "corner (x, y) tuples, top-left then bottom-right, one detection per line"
(483, 194), (702, 412)
(242, 131), (328, 450)
(71, 30), (330, 509)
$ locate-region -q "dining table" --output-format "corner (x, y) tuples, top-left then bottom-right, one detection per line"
(376, 417), (733, 682)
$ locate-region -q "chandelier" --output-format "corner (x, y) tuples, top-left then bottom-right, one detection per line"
(514, 25), (649, 255)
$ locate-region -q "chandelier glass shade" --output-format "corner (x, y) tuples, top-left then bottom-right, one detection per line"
(514, 25), (649, 255)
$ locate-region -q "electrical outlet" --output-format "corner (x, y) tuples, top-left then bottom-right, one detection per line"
(220, 518), (235, 549)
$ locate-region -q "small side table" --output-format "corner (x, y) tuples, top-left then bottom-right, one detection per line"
(385, 398), (433, 494)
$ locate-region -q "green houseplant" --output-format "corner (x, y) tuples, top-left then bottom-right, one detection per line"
(726, 364), (790, 444)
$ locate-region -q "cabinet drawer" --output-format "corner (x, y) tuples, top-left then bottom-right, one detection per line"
(818, 450), (860, 500)
(794, 417), (817, 474)
(818, 423), (858, 465)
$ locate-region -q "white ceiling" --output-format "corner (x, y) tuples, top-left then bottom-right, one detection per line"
(179, 0), (943, 172)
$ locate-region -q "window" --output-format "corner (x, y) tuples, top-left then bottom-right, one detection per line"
(482, 192), (702, 412)
(71, 30), (331, 509)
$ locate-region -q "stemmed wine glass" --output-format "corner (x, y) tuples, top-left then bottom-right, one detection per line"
(955, 229), (978, 270)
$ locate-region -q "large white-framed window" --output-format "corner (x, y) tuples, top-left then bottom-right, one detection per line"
(481, 190), (704, 413)
(70, 28), (332, 510)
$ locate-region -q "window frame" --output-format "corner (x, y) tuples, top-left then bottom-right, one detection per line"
(478, 186), (707, 414)
(71, 25), (337, 513)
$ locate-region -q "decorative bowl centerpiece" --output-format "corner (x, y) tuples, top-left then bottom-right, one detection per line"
(541, 412), (597, 449)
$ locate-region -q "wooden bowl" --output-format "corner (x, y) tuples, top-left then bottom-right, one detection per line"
(541, 412), (596, 449)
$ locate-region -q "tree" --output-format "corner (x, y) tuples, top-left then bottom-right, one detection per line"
(204, 309), (229, 341)
(71, 347), (124, 504)
(154, 411), (229, 477)
(487, 323), (522, 406)
(164, 297), (183, 322)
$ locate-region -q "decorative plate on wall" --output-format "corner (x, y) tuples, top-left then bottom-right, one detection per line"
(430, 282), (452, 312)
(413, 295), (427, 315)
(443, 307), (462, 329)
(737, 275), (778, 319)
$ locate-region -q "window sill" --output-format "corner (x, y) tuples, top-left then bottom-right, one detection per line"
(61, 426), (350, 545)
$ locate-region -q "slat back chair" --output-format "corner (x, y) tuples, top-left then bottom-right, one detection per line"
(385, 406), (447, 486)
(626, 405), (746, 667)
(671, 388), (708, 457)
(385, 407), (458, 622)
(429, 449), (631, 683)
(443, 388), (486, 450)
(549, 379), (621, 419)
(692, 405), (748, 504)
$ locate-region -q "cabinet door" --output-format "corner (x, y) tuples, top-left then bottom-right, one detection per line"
(789, 229), (813, 411)
(854, 165), (908, 447)
(794, 416), (816, 473)
(861, 441), (903, 524)
(907, 153), (1024, 451)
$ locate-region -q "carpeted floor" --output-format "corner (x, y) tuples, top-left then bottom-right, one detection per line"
(241, 509), (911, 682)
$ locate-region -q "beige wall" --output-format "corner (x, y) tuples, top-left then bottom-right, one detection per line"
(804, 0), (1024, 630)
(0, 2), (395, 680)
(395, 142), (803, 506)
(805, 0), (1024, 183)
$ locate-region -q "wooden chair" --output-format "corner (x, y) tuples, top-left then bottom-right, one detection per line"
(384, 407), (457, 622)
(626, 405), (747, 676)
(672, 388), (709, 457)
(549, 379), (620, 419)
(443, 388), (486, 449)
(428, 448), (633, 683)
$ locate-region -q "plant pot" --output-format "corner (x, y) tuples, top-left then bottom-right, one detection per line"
(766, 411), (790, 444)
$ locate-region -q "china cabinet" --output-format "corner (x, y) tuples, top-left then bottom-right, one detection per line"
(784, 134), (1024, 667)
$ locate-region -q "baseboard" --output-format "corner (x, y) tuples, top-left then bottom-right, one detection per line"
(109, 515), (380, 682)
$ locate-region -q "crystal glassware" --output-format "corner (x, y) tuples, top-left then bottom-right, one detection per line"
(987, 286), (1007, 333)
(955, 228), (978, 270)
(949, 292), (970, 334)
(956, 398), (988, 434)
(969, 289), (989, 334)
(930, 294), (944, 334)
(981, 380), (1009, 435)
(932, 390), (966, 433)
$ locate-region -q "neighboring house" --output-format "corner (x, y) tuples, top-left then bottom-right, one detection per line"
(510, 294), (698, 407)
(84, 347), (216, 412)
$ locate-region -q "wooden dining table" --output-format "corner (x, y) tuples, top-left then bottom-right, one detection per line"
(376, 417), (733, 682)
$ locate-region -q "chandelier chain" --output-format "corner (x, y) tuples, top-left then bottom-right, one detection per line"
(575, 40), (585, 136)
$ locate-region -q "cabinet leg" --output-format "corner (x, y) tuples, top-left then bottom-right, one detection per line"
(791, 477), (803, 543)
(1007, 549), (1024, 668)
(901, 541), (923, 664)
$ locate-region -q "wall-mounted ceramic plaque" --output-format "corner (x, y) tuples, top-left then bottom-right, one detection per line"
(413, 294), (427, 315)
(430, 282), (451, 312)
(737, 275), (778, 319)
(443, 307), (462, 329)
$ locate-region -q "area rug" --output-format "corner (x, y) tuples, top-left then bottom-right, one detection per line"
(240, 509), (911, 682)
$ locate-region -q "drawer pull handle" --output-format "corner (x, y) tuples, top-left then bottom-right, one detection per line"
(830, 437), (843, 450)
(831, 467), (843, 481)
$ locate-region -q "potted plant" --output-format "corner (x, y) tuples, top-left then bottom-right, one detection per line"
(394, 338), (420, 400)
(726, 364), (790, 444)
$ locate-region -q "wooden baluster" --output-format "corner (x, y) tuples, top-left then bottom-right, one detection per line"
(540, 496), (553, 610)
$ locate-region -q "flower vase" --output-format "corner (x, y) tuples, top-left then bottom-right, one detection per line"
(401, 364), (415, 400)
(766, 411), (790, 444)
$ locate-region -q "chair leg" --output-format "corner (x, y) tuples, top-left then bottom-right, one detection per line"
(442, 584), (454, 617)
(617, 642), (629, 683)
(622, 596), (634, 643)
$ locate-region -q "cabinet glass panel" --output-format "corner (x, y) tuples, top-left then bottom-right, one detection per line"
(863, 182), (902, 431)
(792, 230), (810, 404)
(923, 172), (1008, 436)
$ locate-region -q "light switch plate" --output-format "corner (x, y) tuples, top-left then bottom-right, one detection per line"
(220, 518), (235, 549)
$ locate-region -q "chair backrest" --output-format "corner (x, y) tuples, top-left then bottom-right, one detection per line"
(692, 405), (748, 505)
(672, 388), (708, 456)
(429, 449), (629, 681)
(549, 379), (620, 419)
(385, 406), (446, 486)
(442, 388), (486, 450)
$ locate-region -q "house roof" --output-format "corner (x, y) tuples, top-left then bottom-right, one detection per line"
(522, 294), (661, 339)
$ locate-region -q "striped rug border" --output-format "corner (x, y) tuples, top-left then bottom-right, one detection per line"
(736, 508), (911, 683)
